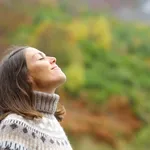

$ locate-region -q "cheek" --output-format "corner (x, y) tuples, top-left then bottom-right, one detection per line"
(30, 63), (50, 79)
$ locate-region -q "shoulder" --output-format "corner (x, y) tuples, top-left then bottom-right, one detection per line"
(0, 113), (44, 138)
(0, 113), (29, 132)
(0, 113), (35, 136)
(0, 113), (39, 150)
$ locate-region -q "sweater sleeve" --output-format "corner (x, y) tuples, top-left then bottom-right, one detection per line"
(0, 123), (31, 150)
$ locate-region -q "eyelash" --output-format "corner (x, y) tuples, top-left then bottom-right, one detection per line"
(39, 57), (44, 60)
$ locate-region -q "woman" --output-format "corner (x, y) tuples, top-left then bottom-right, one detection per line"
(0, 46), (73, 150)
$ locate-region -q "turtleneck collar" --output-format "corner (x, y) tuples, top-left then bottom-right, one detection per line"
(32, 91), (60, 114)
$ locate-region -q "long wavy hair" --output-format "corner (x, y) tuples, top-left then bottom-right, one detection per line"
(0, 46), (65, 122)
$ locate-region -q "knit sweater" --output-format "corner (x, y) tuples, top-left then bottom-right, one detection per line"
(0, 91), (73, 150)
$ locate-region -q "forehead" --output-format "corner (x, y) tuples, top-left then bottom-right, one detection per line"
(26, 47), (45, 57)
(25, 47), (42, 56)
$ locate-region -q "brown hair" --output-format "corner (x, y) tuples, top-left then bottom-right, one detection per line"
(0, 46), (65, 122)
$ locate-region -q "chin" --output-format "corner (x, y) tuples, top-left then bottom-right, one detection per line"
(59, 74), (67, 84)
(54, 74), (67, 88)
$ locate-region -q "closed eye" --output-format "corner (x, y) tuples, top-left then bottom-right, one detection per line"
(39, 57), (44, 60)
(36, 52), (46, 60)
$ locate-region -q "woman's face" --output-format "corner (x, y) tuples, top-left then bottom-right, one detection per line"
(25, 47), (66, 92)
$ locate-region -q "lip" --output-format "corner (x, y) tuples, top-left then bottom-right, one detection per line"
(51, 65), (60, 70)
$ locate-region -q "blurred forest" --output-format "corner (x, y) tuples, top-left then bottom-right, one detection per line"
(1, 0), (150, 150)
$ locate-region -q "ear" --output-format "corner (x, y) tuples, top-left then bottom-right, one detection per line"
(27, 75), (33, 84)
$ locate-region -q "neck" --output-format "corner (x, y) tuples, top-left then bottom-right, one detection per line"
(32, 90), (59, 114)
(32, 88), (56, 94)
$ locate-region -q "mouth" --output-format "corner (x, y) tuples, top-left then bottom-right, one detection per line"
(51, 65), (60, 70)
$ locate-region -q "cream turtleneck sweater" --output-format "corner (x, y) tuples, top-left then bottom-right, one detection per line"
(0, 91), (73, 150)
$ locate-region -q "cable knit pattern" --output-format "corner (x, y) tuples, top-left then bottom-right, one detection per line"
(0, 91), (73, 150)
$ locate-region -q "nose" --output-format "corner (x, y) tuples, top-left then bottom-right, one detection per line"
(48, 57), (56, 64)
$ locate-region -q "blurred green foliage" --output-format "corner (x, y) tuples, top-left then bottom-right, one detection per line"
(6, 3), (150, 149)
(10, 5), (150, 115)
